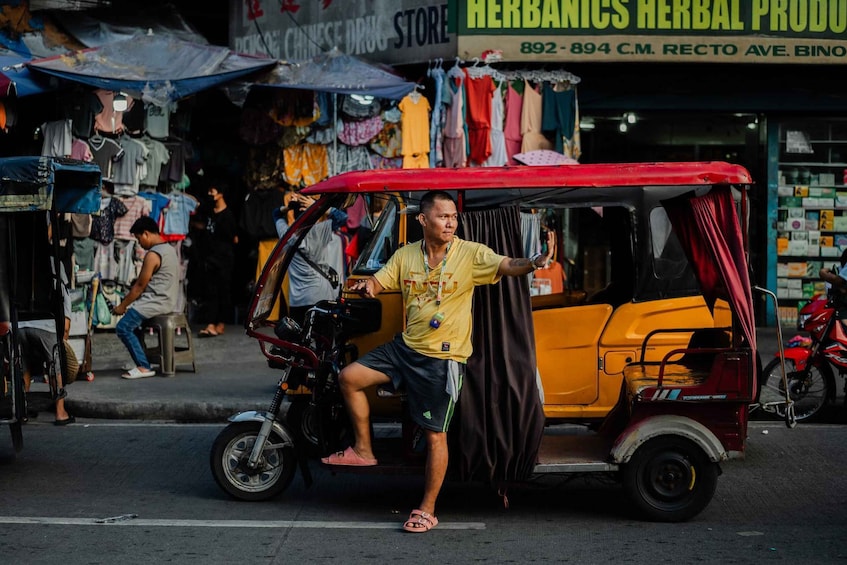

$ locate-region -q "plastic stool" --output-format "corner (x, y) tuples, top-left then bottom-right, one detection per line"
(138, 313), (196, 376)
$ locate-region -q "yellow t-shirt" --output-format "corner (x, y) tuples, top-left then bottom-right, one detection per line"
(374, 236), (505, 362)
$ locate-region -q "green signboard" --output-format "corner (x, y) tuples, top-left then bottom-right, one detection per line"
(451, 0), (847, 63)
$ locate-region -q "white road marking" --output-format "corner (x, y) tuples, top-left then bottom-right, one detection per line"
(0, 516), (485, 530)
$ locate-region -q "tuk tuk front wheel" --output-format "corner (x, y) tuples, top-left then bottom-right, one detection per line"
(623, 436), (719, 522)
(210, 421), (296, 501)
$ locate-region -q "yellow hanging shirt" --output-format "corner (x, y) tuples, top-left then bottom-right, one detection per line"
(374, 236), (505, 362)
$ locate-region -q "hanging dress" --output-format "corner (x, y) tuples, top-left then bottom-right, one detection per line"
(520, 80), (553, 153)
(484, 81), (508, 167)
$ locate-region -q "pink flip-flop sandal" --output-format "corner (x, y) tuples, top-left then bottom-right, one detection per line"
(403, 509), (438, 533)
(320, 446), (377, 466)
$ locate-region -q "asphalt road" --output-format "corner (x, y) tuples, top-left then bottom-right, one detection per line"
(0, 420), (845, 564)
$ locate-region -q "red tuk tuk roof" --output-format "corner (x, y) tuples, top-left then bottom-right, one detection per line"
(300, 161), (752, 195)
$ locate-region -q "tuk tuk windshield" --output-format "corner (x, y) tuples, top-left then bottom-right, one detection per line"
(352, 197), (399, 275)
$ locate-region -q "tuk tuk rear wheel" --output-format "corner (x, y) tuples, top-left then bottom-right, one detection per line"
(623, 436), (719, 522)
(210, 422), (296, 501)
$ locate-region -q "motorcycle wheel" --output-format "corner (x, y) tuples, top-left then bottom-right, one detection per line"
(209, 421), (296, 501)
(623, 436), (719, 523)
(760, 357), (833, 422)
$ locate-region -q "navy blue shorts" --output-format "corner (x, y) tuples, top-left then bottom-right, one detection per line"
(356, 334), (464, 432)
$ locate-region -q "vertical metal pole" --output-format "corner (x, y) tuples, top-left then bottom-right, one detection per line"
(332, 92), (337, 177)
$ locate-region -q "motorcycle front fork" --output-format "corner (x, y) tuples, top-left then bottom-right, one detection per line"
(247, 370), (289, 470)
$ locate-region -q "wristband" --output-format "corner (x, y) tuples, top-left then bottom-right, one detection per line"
(529, 253), (544, 271)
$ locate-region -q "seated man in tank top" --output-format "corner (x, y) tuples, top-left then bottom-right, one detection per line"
(111, 216), (180, 379)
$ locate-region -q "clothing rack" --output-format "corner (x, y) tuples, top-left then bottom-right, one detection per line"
(428, 57), (581, 85)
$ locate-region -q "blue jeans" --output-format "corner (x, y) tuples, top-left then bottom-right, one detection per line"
(115, 308), (150, 370)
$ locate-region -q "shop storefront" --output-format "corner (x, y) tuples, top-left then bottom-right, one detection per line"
(229, 0), (847, 326)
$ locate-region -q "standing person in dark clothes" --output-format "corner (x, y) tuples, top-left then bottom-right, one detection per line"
(199, 182), (238, 337)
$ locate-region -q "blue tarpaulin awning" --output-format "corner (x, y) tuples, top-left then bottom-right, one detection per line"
(250, 47), (415, 100)
(27, 34), (276, 106)
(0, 53), (53, 98)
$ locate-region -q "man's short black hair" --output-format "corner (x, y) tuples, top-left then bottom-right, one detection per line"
(419, 190), (456, 215)
(130, 216), (159, 235)
(210, 181), (229, 200)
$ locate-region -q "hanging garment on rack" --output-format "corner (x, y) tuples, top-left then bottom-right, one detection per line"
(464, 69), (496, 165)
(93, 89), (132, 134)
(269, 90), (319, 127)
(114, 239), (140, 286)
(92, 241), (118, 281)
(338, 114), (383, 146)
(122, 97), (145, 135)
(145, 101), (177, 139)
(40, 119), (73, 157)
(113, 195), (152, 241)
(73, 237), (96, 271)
(334, 144), (372, 174)
(112, 135), (148, 196)
(484, 82), (508, 167)
(71, 138), (93, 162)
(90, 196), (128, 245)
(442, 76), (468, 168)
(503, 82), (524, 165)
(541, 82), (577, 156)
(369, 120), (402, 158)
(520, 80), (553, 153)
(138, 190), (171, 224)
(159, 140), (188, 184)
(429, 67), (446, 167)
(399, 92), (431, 169)
(283, 143), (329, 187)
(162, 192), (199, 241)
(138, 136), (170, 187)
(87, 135), (124, 181)
(60, 90), (103, 139)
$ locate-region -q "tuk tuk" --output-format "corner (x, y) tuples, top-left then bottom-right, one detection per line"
(0, 156), (101, 456)
(217, 161), (762, 521)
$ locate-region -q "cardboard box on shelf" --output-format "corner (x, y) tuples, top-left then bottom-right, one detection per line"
(779, 196), (803, 207)
(787, 278), (802, 289)
(794, 185), (810, 197)
(789, 289), (804, 299)
(806, 211), (820, 230)
(821, 246), (841, 257)
(820, 173), (836, 186)
(777, 237), (789, 255)
(787, 262), (808, 277)
(777, 277), (789, 287)
(806, 261), (823, 277)
(788, 240), (808, 255)
(820, 209), (835, 230)
(821, 235), (834, 247)
(778, 185), (794, 197)
(808, 230), (821, 246)
(834, 216), (847, 231)
(778, 263), (789, 277)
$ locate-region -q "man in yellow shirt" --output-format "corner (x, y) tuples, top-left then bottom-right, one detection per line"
(322, 190), (551, 532)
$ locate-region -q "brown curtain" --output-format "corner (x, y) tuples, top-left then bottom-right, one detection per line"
(449, 205), (545, 482)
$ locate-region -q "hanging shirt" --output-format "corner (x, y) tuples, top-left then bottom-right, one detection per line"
(93, 89), (131, 134)
(71, 138), (93, 162)
(112, 136), (148, 195)
(503, 81), (524, 165)
(162, 193), (198, 239)
(428, 68), (446, 167)
(41, 119), (73, 157)
(113, 196), (152, 241)
(398, 93), (431, 158)
(520, 80), (553, 153)
(442, 75), (467, 168)
(138, 191), (171, 223)
(541, 82), (577, 155)
(90, 197), (128, 244)
(87, 136), (124, 181)
(484, 82), (508, 167)
(145, 101), (176, 139)
(138, 136), (170, 186)
(463, 70), (496, 165)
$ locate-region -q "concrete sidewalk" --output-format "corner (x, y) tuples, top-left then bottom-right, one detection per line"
(61, 324), (277, 421)
(33, 324), (791, 422)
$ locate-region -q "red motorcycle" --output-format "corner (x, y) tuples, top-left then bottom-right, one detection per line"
(761, 293), (846, 421)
